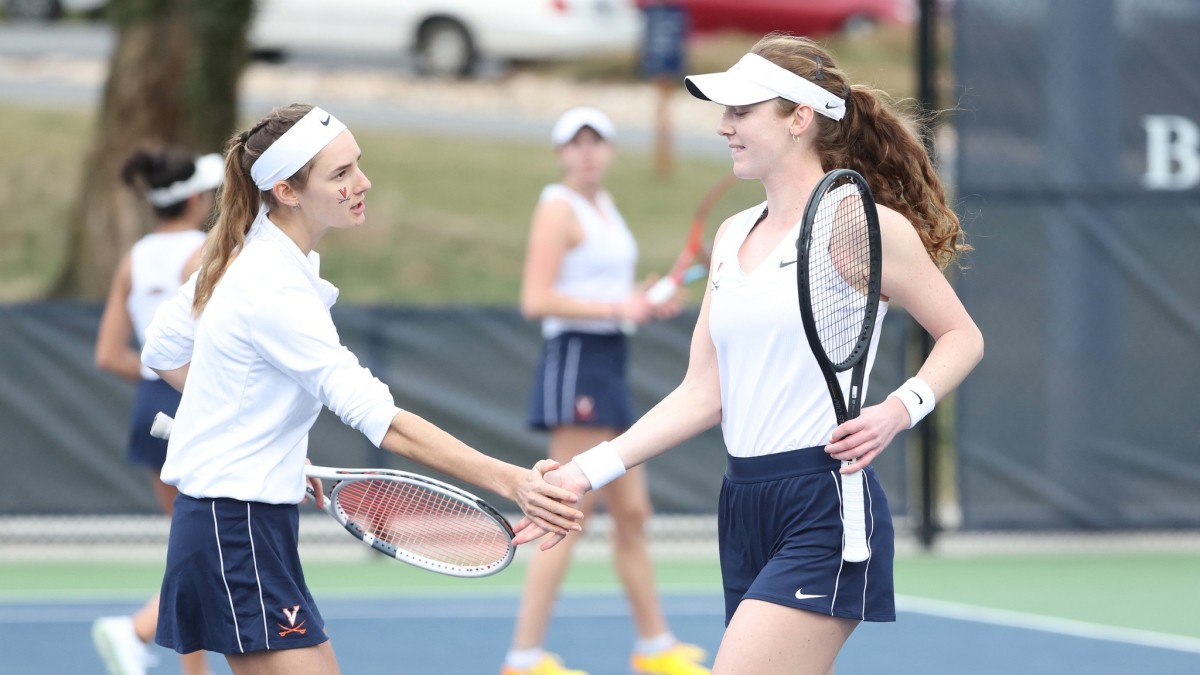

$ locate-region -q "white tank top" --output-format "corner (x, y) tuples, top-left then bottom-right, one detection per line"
(127, 229), (206, 379)
(707, 202), (888, 457)
(538, 183), (638, 338)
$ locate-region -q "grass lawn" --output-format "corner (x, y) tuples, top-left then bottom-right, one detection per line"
(0, 100), (764, 304)
(0, 24), (940, 303)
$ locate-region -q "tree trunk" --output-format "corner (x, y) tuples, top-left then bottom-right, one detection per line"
(51, 0), (254, 298)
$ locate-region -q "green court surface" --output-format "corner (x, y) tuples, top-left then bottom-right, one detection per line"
(3, 551), (1196, 640)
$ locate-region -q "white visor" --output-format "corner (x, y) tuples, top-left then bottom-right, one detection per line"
(250, 106), (348, 191)
(551, 106), (616, 146)
(684, 53), (846, 121)
(145, 153), (224, 207)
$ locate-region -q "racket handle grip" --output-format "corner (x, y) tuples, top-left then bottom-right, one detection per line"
(150, 412), (174, 440)
(840, 462), (870, 563)
(645, 277), (678, 306)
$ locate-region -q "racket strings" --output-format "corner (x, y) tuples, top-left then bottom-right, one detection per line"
(334, 479), (510, 569)
(807, 181), (873, 368)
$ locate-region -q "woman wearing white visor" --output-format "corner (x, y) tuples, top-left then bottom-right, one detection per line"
(523, 33), (983, 674)
(139, 103), (584, 674)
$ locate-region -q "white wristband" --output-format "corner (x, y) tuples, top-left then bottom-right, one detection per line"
(889, 377), (936, 429)
(572, 441), (626, 490)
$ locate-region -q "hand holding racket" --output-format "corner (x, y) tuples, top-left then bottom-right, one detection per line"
(795, 169), (882, 563)
(644, 172), (739, 306)
(150, 412), (516, 577)
(617, 173), (738, 334)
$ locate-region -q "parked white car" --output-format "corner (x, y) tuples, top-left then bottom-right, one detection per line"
(249, 0), (644, 77)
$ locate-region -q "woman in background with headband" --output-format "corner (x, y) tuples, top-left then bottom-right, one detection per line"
(503, 106), (705, 675)
(526, 34), (984, 674)
(92, 146), (222, 675)
(139, 103), (584, 673)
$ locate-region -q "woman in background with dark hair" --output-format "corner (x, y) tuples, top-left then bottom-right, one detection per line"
(93, 147), (222, 675)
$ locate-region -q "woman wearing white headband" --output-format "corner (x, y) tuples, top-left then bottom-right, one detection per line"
(139, 103), (584, 673)
(92, 147), (220, 675)
(525, 34), (984, 674)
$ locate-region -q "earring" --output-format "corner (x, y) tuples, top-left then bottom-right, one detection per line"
(791, 134), (800, 143)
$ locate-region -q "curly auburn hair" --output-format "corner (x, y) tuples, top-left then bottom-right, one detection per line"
(753, 33), (968, 269)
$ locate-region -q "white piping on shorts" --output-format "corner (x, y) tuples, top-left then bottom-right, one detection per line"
(561, 337), (583, 424)
(542, 342), (561, 426)
(861, 477), (874, 620)
(212, 502), (245, 653)
(829, 470), (845, 617)
(247, 503), (271, 650)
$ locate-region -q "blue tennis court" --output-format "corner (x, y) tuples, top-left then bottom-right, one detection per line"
(5, 592), (1198, 674)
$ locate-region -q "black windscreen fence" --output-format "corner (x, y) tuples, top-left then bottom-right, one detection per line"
(953, 0), (1200, 529)
(0, 304), (911, 519)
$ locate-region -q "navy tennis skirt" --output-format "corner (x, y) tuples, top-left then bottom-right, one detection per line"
(127, 377), (182, 469)
(718, 447), (896, 624)
(156, 494), (327, 655)
(527, 331), (634, 430)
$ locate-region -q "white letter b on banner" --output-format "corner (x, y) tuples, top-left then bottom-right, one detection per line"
(1142, 115), (1200, 190)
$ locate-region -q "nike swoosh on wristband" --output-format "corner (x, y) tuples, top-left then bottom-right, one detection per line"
(908, 389), (924, 404)
(795, 589), (827, 600)
(321, 115), (331, 126)
(779, 259), (798, 268)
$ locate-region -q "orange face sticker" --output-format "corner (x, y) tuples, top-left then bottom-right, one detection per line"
(337, 187), (350, 204)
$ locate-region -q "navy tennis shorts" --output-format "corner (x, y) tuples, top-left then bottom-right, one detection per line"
(156, 494), (327, 655)
(127, 377), (182, 469)
(527, 331), (634, 430)
(718, 447), (895, 624)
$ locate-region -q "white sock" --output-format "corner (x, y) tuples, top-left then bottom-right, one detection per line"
(505, 647), (545, 669)
(635, 632), (676, 655)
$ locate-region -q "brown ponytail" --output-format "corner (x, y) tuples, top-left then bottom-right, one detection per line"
(752, 34), (968, 269)
(192, 103), (316, 316)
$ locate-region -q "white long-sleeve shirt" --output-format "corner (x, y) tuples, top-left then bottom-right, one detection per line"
(142, 211), (401, 503)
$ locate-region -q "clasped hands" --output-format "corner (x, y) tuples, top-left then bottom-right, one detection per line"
(513, 460), (592, 549)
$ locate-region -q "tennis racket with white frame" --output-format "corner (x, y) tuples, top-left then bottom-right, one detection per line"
(150, 412), (516, 577)
(795, 169), (883, 563)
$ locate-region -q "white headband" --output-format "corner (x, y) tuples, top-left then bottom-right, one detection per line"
(250, 107), (348, 191)
(684, 53), (846, 121)
(146, 153), (224, 207)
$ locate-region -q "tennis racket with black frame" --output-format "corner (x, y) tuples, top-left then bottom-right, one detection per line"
(795, 168), (883, 563)
(149, 412), (516, 577)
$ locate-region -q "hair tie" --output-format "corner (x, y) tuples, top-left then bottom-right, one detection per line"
(240, 119), (272, 147)
(813, 57), (825, 81)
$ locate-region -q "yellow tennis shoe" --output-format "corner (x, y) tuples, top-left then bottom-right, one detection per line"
(500, 652), (588, 675)
(630, 643), (711, 675)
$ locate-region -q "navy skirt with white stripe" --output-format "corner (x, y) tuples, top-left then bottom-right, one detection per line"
(156, 494), (327, 655)
(717, 447), (895, 624)
(526, 331), (633, 430)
